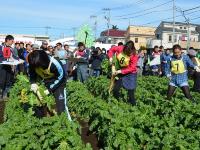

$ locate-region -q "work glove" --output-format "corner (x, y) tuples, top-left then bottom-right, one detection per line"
(31, 84), (39, 93)
(167, 74), (171, 78)
(194, 66), (200, 72)
(44, 90), (50, 95)
(113, 70), (121, 76)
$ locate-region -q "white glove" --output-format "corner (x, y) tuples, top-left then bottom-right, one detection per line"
(44, 90), (50, 95)
(77, 56), (82, 59)
(113, 70), (121, 76)
(195, 66), (200, 72)
(31, 84), (39, 93)
(167, 74), (171, 78)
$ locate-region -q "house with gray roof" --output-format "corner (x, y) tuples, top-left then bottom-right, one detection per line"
(148, 21), (200, 49)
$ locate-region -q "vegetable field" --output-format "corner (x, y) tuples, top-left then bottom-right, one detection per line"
(0, 75), (92, 150)
(1, 75), (200, 150)
(69, 76), (200, 149)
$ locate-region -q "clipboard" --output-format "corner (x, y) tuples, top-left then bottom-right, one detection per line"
(0, 59), (24, 66)
(67, 57), (87, 63)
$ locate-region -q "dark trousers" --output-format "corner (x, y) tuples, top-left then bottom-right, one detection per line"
(0, 65), (14, 98)
(113, 79), (136, 105)
(77, 64), (88, 83)
(193, 72), (200, 92)
(53, 83), (66, 115)
(167, 85), (193, 101)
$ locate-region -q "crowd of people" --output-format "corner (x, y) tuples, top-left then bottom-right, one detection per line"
(0, 34), (200, 115)
(136, 45), (200, 103)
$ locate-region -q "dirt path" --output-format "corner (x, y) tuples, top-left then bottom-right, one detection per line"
(0, 100), (5, 124)
(78, 118), (102, 150)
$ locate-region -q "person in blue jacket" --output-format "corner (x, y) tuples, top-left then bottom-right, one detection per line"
(28, 50), (68, 115)
(166, 44), (200, 101)
(161, 48), (171, 76)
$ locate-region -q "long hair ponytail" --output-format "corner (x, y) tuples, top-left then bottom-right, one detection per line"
(123, 40), (136, 56)
(28, 50), (50, 69)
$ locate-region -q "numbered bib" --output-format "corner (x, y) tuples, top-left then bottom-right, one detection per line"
(171, 59), (185, 74)
(35, 67), (55, 79)
(116, 53), (130, 68)
(3, 47), (11, 59)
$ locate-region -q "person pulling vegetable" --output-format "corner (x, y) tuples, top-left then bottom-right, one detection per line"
(108, 41), (138, 105)
(27, 50), (71, 120)
(166, 44), (200, 101)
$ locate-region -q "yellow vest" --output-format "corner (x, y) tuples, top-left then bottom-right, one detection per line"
(171, 59), (186, 74)
(116, 53), (130, 68)
(35, 57), (55, 79)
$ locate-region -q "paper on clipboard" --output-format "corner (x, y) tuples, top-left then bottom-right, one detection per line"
(67, 57), (86, 63)
(150, 55), (161, 66)
(0, 59), (24, 66)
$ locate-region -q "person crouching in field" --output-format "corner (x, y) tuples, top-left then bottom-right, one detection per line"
(28, 50), (67, 115)
(166, 45), (200, 101)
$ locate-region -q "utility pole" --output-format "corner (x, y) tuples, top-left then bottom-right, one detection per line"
(176, 6), (194, 51)
(103, 8), (111, 43)
(172, 0), (176, 46)
(90, 15), (97, 41)
(182, 11), (190, 51)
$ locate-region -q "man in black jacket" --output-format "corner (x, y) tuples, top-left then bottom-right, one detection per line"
(0, 35), (19, 99)
(89, 47), (104, 77)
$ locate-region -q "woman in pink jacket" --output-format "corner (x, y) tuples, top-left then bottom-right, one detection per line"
(108, 41), (138, 105)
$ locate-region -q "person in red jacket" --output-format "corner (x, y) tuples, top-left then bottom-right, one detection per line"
(108, 41), (138, 105)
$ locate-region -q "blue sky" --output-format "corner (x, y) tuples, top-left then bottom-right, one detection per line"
(0, 0), (199, 40)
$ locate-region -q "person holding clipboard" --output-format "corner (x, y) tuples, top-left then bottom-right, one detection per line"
(0, 35), (19, 99)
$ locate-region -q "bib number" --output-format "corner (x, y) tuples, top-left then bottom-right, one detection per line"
(117, 53), (130, 67)
(171, 59), (185, 74)
(119, 57), (125, 65)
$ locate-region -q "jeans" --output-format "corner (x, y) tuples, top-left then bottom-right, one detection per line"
(91, 69), (101, 77)
(77, 64), (88, 83)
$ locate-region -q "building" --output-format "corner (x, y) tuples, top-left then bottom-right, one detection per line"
(196, 25), (200, 42)
(0, 34), (49, 45)
(126, 25), (156, 50)
(150, 21), (200, 49)
(99, 29), (126, 44)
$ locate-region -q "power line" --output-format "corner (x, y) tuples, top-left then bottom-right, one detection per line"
(183, 5), (200, 12)
(110, 0), (146, 10)
(139, 8), (200, 26)
(116, 9), (172, 20)
(115, 0), (173, 18)
(190, 16), (200, 21)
